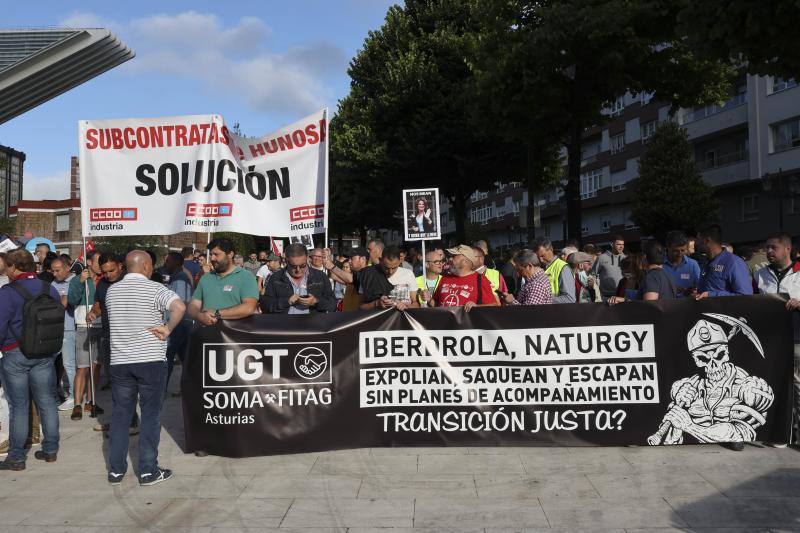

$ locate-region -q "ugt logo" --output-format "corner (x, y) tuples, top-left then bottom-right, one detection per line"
(203, 342), (332, 388)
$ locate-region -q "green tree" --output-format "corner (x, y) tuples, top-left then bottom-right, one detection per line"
(328, 95), (397, 246)
(631, 121), (718, 241)
(679, 1), (800, 81)
(211, 232), (256, 257)
(92, 235), (168, 259)
(470, 0), (732, 244)
(347, 0), (523, 242)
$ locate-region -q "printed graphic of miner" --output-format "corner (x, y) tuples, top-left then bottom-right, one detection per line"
(648, 313), (773, 445)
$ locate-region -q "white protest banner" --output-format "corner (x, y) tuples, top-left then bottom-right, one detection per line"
(78, 109), (327, 238)
(0, 238), (17, 252)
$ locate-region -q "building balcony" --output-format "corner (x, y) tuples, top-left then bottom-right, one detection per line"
(680, 98), (748, 141)
(700, 158), (750, 188)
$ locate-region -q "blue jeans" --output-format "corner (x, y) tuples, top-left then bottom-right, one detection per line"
(166, 320), (191, 387)
(0, 348), (60, 463)
(60, 330), (76, 396)
(109, 361), (167, 476)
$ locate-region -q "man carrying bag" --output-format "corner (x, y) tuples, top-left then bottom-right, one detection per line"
(0, 248), (64, 471)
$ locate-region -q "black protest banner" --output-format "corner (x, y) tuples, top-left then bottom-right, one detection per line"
(182, 295), (793, 457)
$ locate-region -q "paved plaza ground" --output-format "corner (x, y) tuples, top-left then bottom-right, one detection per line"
(2, 371), (800, 533)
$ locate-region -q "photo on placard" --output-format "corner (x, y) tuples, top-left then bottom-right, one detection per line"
(403, 188), (441, 241)
(289, 234), (315, 250)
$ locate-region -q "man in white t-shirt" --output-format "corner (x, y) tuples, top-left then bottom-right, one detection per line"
(358, 245), (419, 311)
(104, 251), (185, 487)
(256, 252), (281, 294)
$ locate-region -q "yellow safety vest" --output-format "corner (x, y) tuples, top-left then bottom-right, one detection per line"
(416, 274), (442, 304)
(483, 268), (501, 292)
(544, 258), (568, 296)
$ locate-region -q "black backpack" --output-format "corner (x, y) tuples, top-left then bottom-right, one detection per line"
(9, 280), (65, 358)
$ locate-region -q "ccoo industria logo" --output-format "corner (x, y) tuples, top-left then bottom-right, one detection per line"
(186, 202), (233, 217)
(202, 342), (332, 388)
(90, 207), (138, 221)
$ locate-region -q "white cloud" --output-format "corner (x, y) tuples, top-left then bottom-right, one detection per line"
(60, 11), (348, 116)
(22, 171), (70, 201)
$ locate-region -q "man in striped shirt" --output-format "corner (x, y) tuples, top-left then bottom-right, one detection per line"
(105, 251), (186, 486)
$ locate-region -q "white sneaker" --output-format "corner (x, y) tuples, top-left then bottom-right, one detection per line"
(766, 442), (788, 448)
(58, 399), (74, 411)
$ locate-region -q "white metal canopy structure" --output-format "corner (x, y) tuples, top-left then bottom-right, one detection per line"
(0, 28), (134, 124)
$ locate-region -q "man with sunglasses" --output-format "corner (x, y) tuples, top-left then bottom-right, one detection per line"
(416, 247), (444, 306)
(262, 243), (336, 314)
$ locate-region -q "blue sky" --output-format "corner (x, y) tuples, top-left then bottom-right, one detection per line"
(0, 0), (396, 200)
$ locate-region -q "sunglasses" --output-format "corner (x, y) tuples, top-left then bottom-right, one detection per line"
(288, 263), (308, 271)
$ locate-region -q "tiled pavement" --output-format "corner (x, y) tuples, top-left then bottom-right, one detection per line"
(1, 372), (799, 532)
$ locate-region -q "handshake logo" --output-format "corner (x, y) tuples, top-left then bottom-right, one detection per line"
(203, 341), (332, 388)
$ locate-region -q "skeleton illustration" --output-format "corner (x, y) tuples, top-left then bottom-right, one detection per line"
(648, 314), (773, 445)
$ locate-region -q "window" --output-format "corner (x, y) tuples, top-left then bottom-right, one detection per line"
(741, 195), (759, 221)
(640, 121), (657, 142)
(704, 149), (718, 169)
(580, 169), (602, 200)
(611, 182), (627, 192)
(640, 91), (654, 106)
(469, 205), (493, 224)
(601, 215), (612, 232)
(581, 225), (590, 235)
(609, 96), (625, 117)
(772, 117), (800, 152)
(788, 197), (800, 215)
(543, 224), (551, 237)
(610, 133), (625, 154)
(56, 213), (70, 232)
(771, 77), (797, 94)
(512, 200), (520, 214)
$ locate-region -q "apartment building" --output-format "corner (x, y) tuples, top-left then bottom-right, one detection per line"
(447, 72), (800, 251)
(0, 144), (24, 220)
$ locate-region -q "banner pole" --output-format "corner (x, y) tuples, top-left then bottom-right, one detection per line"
(324, 107), (330, 250)
(421, 240), (427, 283)
(206, 232), (211, 263)
(82, 235), (98, 418)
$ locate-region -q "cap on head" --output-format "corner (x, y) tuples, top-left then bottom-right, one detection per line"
(446, 245), (479, 265)
(687, 320), (728, 352)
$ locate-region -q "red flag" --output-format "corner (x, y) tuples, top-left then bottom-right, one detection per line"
(77, 239), (95, 264)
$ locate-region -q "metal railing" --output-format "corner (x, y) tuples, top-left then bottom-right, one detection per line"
(681, 93), (748, 124)
(696, 149), (748, 171)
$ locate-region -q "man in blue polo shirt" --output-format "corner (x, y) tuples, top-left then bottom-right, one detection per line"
(663, 231), (700, 297)
(695, 225), (753, 299)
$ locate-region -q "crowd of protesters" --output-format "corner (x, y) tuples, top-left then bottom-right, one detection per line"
(1, 222), (799, 479)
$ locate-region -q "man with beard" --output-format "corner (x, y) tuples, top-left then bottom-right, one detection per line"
(359, 245), (419, 311)
(432, 245), (498, 312)
(187, 238), (258, 456)
(188, 238), (259, 328)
